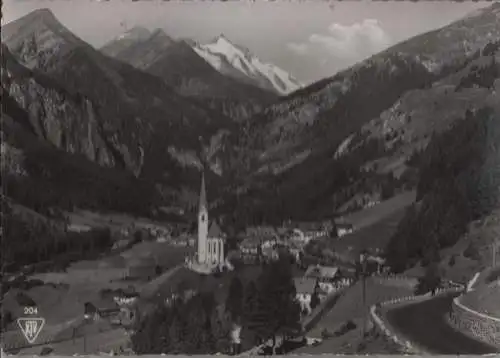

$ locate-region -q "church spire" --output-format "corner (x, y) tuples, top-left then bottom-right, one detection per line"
(199, 171), (207, 213)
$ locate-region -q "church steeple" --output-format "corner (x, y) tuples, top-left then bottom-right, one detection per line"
(199, 171), (207, 213)
(197, 171), (209, 264)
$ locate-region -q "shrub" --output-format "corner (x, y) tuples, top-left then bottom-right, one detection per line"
(485, 267), (500, 283)
(448, 255), (456, 267)
(15, 292), (36, 307)
(463, 243), (480, 261)
(321, 328), (333, 339)
(344, 320), (357, 331)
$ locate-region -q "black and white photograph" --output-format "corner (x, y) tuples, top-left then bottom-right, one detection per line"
(1, 0), (500, 355)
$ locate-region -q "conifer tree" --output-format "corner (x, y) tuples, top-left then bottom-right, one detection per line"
(226, 276), (244, 320)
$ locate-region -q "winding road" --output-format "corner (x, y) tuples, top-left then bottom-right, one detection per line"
(385, 292), (499, 354)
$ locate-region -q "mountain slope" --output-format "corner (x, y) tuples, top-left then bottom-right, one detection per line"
(101, 28), (175, 70)
(100, 26), (152, 58)
(2, 8), (237, 209)
(216, 3), (500, 226)
(385, 105), (500, 275)
(192, 34), (303, 95)
(1, 45), (117, 168)
(100, 29), (277, 121)
(1, 84), (159, 217)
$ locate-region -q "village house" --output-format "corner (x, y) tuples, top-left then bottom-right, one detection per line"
(245, 226), (277, 239)
(293, 277), (318, 316)
(287, 241), (303, 263)
(112, 238), (131, 250)
(336, 222), (354, 237)
(305, 265), (339, 283)
(292, 222), (329, 242)
(304, 265), (340, 295)
(240, 237), (261, 255)
(365, 255), (386, 274)
(84, 299), (121, 321)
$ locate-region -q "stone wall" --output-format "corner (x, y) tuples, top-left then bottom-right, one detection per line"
(450, 296), (500, 349)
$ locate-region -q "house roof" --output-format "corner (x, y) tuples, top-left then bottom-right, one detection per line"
(367, 255), (385, 264)
(296, 222), (323, 231)
(246, 226), (277, 238)
(305, 265), (339, 279)
(337, 222), (354, 229)
(208, 221), (224, 238)
(294, 277), (317, 294)
(240, 237), (260, 248)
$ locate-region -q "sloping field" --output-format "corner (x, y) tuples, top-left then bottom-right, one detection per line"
(331, 206), (409, 254)
(66, 210), (171, 231)
(120, 241), (193, 269)
(340, 191), (416, 230)
(143, 265), (263, 305)
(460, 282), (500, 319)
(476, 265), (500, 287)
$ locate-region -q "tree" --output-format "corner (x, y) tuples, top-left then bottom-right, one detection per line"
(131, 292), (227, 355)
(310, 291), (320, 310)
(415, 263), (442, 295)
(210, 306), (232, 354)
(253, 258), (302, 353)
(226, 276), (244, 321)
(242, 281), (258, 326)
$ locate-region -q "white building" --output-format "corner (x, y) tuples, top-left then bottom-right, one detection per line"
(196, 173), (225, 267)
(336, 223), (354, 237)
(293, 277), (317, 316)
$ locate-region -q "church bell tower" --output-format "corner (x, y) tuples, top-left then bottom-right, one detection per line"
(197, 172), (208, 264)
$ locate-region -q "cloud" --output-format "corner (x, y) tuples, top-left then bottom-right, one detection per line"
(287, 42), (308, 55)
(289, 19), (391, 61)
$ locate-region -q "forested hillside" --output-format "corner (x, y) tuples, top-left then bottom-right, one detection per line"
(385, 107), (500, 272)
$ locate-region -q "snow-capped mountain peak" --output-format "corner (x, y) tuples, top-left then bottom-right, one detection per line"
(192, 34), (303, 95)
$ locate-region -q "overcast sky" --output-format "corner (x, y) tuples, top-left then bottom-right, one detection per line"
(3, 0), (488, 84)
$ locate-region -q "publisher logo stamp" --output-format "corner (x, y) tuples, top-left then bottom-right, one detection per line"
(17, 307), (45, 345)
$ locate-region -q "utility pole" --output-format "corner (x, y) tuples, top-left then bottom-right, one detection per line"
(360, 252), (368, 338)
(493, 240), (498, 267)
(482, 215), (499, 268)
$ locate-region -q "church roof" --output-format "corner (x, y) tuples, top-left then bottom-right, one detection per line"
(208, 221), (224, 238)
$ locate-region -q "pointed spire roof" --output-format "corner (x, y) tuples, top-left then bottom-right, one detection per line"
(199, 171), (207, 213)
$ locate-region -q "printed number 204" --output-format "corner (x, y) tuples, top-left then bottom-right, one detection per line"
(24, 307), (38, 315)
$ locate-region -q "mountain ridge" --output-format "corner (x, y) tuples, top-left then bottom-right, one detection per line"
(192, 34), (303, 95)
(100, 27), (277, 121)
(2, 9), (241, 212)
(216, 3), (500, 226)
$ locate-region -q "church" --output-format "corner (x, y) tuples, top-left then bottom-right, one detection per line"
(196, 172), (226, 267)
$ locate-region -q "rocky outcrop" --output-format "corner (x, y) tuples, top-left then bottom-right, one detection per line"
(5, 77), (116, 168)
(1, 46), (121, 170)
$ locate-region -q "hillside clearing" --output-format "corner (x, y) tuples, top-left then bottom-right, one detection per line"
(340, 190), (415, 231)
